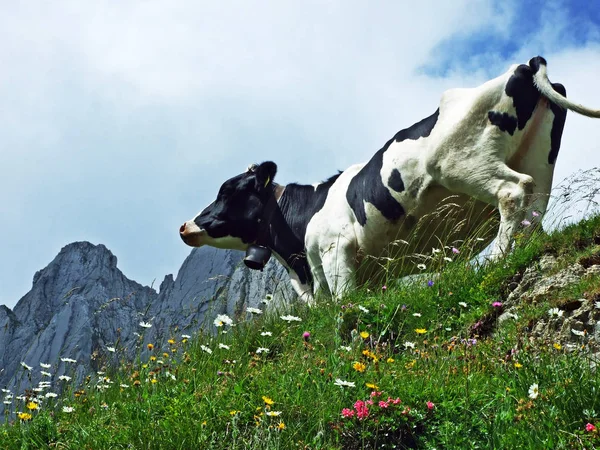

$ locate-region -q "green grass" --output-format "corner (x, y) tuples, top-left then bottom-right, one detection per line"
(3, 214), (600, 449)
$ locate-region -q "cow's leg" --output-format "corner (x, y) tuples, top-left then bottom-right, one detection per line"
(320, 238), (357, 300)
(306, 246), (330, 299)
(439, 164), (534, 259)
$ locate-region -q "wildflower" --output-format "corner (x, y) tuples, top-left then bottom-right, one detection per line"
(415, 328), (427, 334)
(413, 313), (422, 317)
(450, 247), (459, 254)
(247, 307), (263, 314)
(353, 362), (366, 372)
(229, 410), (239, 416)
(387, 357), (395, 363)
(162, 352), (169, 358)
(532, 210), (540, 217)
(262, 396), (275, 405)
(334, 378), (355, 388)
(417, 263), (427, 270)
(548, 308), (564, 317)
(586, 423), (597, 432)
(214, 314), (233, 327)
(26, 401), (39, 411)
(261, 331), (273, 336)
(358, 305), (369, 313)
(339, 346), (352, 352)
(147, 343), (154, 351)
(40, 363), (51, 369)
(381, 285), (387, 292)
(458, 302), (468, 308)
(45, 392), (58, 398)
(427, 280), (434, 287)
(341, 408), (355, 418)
(167, 339), (176, 345)
(107, 346), (116, 353)
(427, 401), (435, 410)
(403, 341), (416, 349)
(20, 362), (32, 371)
(571, 329), (585, 337)
(379, 400), (390, 408)
(61, 357), (77, 363)
(18, 412), (32, 421)
(2, 389), (10, 394)
(443, 257), (453, 262)
(151, 379), (158, 384)
(354, 400), (369, 420)
(277, 422), (286, 430)
(281, 315), (302, 322)
(40, 371), (51, 377)
(61, 406), (73, 413)
(360, 331), (370, 339)
(139, 321), (152, 328)
(182, 334), (191, 339)
(120, 384), (129, 389)
(266, 411), (282, 417)
(365, 382), (379, 390)
(553, 343), (562, 350)
(595, 301), (600, 309)
(256, 347), (270, 354)
(302, 331), (311, 342)
(59, 375), (72, 381)
(200, 345), (213, 354)
(528, 383), (539, 399)
(492, 301), (503, 308)
(514, 362), (523, 369)
(3, 401), (11, 405)
(219, 343), (230, 350)
(521, 219), (531, 227)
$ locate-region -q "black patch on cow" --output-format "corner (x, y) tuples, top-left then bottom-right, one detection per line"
(488, 111), (517, 135)
(505, 64), (540, 130)
(388, 169), (405, 192)
(548, 82), (567, 165)
(346, 109), (439, 226)
(266, 174), (341, 285)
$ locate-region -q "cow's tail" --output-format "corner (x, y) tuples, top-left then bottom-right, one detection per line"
(533, 63), (600, 118)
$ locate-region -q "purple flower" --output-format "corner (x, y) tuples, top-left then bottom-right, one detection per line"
(532, 210), (540, 217)
(381, 285), (387, 292)
(451, 247), (460, 254)
(303, 331), (311, 342)
(427, 280), (434, 287)
(401, 304), (407, 311)
(492, 301), (503, 308)
(521, 219), (531, 227)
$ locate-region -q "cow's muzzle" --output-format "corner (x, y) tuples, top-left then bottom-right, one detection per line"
(243, 244), (272, 271)
(179, 221), (206, 247)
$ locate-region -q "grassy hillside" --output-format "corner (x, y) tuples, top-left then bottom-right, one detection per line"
(2, 213), (600, 449)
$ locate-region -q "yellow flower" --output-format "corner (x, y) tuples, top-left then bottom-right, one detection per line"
(162, 352), (169, 358)
(514, 362), (523, 368)
(386, 357), (395, 363)
(18, 412), (32, 421)
(168, 339), (176, 345)
(365, 382), (379, 390)
(405, 359), (416, 369)
(150, 356), (157, 361)
(262, 396), (274, 406)
(147, 343), (154, 351)
(353, 362), (367, 372)
(151, 379), (158, 384)
(277, 422), (286, 430)
(360, 331), (370, 339)
(26, 401), (39, 411)
(553, 343), (562, 350)
(415, 328), (427, 334)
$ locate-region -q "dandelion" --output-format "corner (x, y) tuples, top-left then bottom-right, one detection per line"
(200, 345), (213, 354)
(147, 343), (154, 351)
(353, 362), (366, 372)
(302, 331), (311, 342)
(107, 346), (116, 353)
(256, 347), (270, 354)
(266, 411), (282, 417)
(247, 307), (263, 314)
(586, 423), (597, 432)
(277, 422), (286, 430)
(214, 314), (233, 327)
(261, 331), (273, 336)
(459, 302), (468, 308)
(553, 343), (562, 350)
(514, 362), (523, 369)
(548, 308), (564, 317)
(150, 379), (158, 384)
(262, 396), (275, 406)
(528, 383), (539, 399)
(139, 321), (152, 328)
(20, 362), (32, 371)
(417, 263), (427, 270)
(219, 343), (230, 350)
(571, 329), (585, 337)
(403, 341), (416, 349)
(18, 412), (32, 421)
(61, 357), (77, 363)
(358, 305), (369, 313)
(334, 378), (356, 388)
(62, 406), (74, 413)
(280, 315), (302, 323)
(26, 401), (39, 411)
(168, 339), (176, 345)
(415, 328), (427, 334)
(360, 331), (370, 339)
(40, 363), (51, 369)
(427, 401), (435, 410)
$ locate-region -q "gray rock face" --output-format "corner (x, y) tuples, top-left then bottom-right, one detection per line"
(0, 241), (294, 412)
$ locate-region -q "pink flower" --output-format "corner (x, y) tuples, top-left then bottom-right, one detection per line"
(401, 406), (411, 415)
(521, 219), (531, 227)
(354, 400), (369, 420)
(379, 400), (390, 408)
(341, 408), (355, 418)
(427, 401), (435, 410)
(492, 301), (503, 308)
(532, 211), (540, 217)
(370, 391), (382, 398)
(381, 285), (387, 292)
(452, 247), (460, 254)
(366, 399), (374, 405)
(586, 422), (596, 432)
(302, 331), (310, 342)
(392, 397), (402, 405)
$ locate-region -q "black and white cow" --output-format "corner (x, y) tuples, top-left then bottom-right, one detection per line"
(180, 56), (600, 303)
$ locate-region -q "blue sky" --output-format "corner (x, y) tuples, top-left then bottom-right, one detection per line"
(1, 0), (600, 309)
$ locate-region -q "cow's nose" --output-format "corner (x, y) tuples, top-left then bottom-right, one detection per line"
(179, 223), (186, 234)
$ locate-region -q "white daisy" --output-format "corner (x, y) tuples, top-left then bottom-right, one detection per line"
(40, 363), (51, 369)
(256, 347), (270, 354)
(219, 343), (230, 350)
(548, 308), (564, 317)
(528, 383), (539, 399)
(59, 375), (71, 381)
(106, 346), (116, 353)
(20, 362), (32, 371)
(417, 263), (426, 270)
(413, 313), (422, 317)
(247, 307), (263, 315)
(458, 302), (468, 308)
(266, 411), (282, 416)
(62, 406), (74, 413)
(181, 334), (191, 339)
(214, 314), (233, 327)
(139, 321), (152, 328)
(358, 305), (370, 314)
(260, 331), (273, 336)
(60, 357), (77, 363)
(333, 378), (355, 388)
(200, 345), (213, 354)
(339, 346), (352, 352)
(45, 392), (58, 398)
(403, 341), (416, 349)
(40, 371), (51, 377)
(281, 315), (302, 323)
(571, 329), (585, 337)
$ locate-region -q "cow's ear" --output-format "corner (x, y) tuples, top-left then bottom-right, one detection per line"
(254, 161), (277, 190)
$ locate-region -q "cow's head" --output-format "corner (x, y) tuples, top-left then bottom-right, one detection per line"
(180, 161), (278, 257)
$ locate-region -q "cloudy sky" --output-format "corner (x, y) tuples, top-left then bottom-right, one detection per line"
(2, 0), (600, 309)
